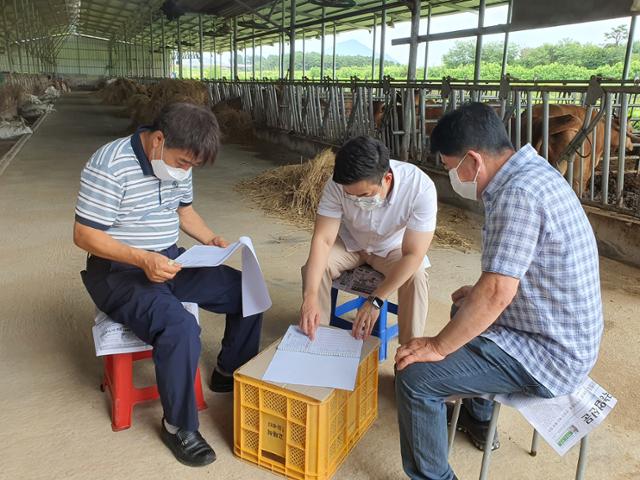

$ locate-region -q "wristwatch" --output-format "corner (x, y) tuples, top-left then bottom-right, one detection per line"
(367, 295), (384, 310)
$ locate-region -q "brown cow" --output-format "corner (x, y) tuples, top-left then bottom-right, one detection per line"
(518, 104), (635, 192)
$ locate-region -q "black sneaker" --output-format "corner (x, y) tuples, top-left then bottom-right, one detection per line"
(160, 419), (216, 467)
(446, 402), (500, 451)
(210, 368), (234, 393)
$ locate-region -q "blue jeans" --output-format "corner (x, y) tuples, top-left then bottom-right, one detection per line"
(395, 335), (553, 480)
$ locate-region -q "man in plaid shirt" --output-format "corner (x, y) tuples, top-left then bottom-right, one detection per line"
(394, 102), (603, 480)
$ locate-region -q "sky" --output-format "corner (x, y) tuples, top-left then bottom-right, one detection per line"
(202, 5), (637, 68)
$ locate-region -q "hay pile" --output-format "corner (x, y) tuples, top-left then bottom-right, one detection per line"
(213, 98), (255, 143)
(100, 78), (146, 105)
(0, 84), (23, 120)
(236, 149), (336, 227)
(129, 79), (209, 128)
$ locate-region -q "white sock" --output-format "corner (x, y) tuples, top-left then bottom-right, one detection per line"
(164, 418), (179, 434)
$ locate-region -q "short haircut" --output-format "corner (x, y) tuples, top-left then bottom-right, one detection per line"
(333, 136), (390, 185)
(151, 102), (220, 165)
(430, 102), (513, 157)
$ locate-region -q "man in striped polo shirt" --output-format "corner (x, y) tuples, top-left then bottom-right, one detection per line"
(74, 103), (262, 467)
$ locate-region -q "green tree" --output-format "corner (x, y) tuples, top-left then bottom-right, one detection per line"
(442, 40), (518, 67)
(604, 24), (628, 47)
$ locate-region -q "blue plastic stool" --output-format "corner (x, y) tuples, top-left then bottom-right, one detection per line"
(330, 285), (399, 361)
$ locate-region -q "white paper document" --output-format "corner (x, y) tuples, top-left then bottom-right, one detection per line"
(174, 236), (272, 317)
(278, 325), (363, 358)
(262, 326), (364, 391)
(496, 377), (616, 456)
(92, 302), (199, 356)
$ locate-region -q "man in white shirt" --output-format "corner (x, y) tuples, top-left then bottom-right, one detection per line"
(299, 136), (437, 343)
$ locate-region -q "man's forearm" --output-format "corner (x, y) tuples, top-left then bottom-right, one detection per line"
(73, 222), (147, 267)
(178, 207), (215, 244)
(373, 253), (424, 300)
(303, 240), (332, 300)
(434, 275), (516, 356)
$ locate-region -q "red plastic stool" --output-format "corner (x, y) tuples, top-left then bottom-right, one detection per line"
(100, 349), (208, 431)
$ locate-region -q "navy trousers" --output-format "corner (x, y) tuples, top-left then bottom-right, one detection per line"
(82, 244), (262, 431)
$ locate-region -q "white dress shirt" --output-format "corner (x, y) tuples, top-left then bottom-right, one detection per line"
(317, 160), (437, 265)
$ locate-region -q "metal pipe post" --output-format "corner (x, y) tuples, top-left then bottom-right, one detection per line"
(501, 0), (513, 78)
(575, 436), (589, 480)
(161, 16), (167, 77)
(233, 16), (238, 79)
(602, 92), (614, 205)
(320, 7), (325, 78)
(150, 14), (155, 77)
(302, 31), (306, 76)
(479, 402), (500, 480)
(252, 21), (256, 79)
(177, 17), (183, 78)
(616, 93), (628, 204)
(407, 0), (420, 81)
(332, 22), (337, 78)
(423, 3), (432, 80)
(212, 19), (217, 79)
(289, 0), (296, 80)
(473, 0), (486, 84)
(379, 0), (386, 81)
(280, 0), (285, 78)
(259, 42), (262, 77)
(402, 0), (420, 160)
(622, 16), (637, 82)
(12, 0), (23, 71)
(371, 14), (377, 80)
(542, 91), (550, 160)
(198, 14), (204, 79)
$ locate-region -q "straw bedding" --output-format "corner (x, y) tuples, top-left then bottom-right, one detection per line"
(213, 98), (255, 143)
(236, 149), (336, 228)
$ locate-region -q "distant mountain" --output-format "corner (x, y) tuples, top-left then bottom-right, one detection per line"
(336, 39), (399, 63)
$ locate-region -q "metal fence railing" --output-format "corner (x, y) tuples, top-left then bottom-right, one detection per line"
(207, 76), (640, 219)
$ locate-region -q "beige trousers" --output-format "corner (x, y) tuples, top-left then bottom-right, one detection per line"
(303, 238), (429, 345)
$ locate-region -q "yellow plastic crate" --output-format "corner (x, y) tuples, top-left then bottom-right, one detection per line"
(234, 336), (379, 480)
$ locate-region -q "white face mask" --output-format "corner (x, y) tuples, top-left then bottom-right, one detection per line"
(449, 153), (479, 201)
(150, 141), (191, 182)
(347, 193), (385, 211)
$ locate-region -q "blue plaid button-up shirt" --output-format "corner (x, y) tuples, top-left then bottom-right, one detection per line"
(480, 144), (603, 396)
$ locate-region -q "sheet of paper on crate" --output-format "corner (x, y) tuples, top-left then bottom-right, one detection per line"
(495, 377), (616, 456)
(332, 265), (385, 296)
(92, 302), (199, 356)
(174, 236), (272, 317)
(262, 326), (363, 391)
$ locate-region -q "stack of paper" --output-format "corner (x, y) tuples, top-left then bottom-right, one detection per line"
(92, 302), (199, 356)
(496, 377), (617, 455)
(263, 326), (364, 391)
(174, 236), (272, 317)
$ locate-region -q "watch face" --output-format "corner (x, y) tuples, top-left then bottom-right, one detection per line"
(369, 296), (382, 309)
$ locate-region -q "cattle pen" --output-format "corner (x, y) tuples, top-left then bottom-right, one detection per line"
(1, 1), (639, 480)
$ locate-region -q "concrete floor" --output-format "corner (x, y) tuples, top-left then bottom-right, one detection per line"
(1, 92), (639, 480)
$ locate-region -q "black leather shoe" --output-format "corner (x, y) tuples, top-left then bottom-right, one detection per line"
(210, 368), (234, 393)
(160, 419), (216, 467)
(446, 402), (500, 451)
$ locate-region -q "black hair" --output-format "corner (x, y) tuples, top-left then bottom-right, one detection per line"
(151, 102), (220, 165)
(430, 102), (513, 157)
(333, 136), (390, 185)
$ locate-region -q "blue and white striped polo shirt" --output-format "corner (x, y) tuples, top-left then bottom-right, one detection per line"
(74, 128), (193, 251)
